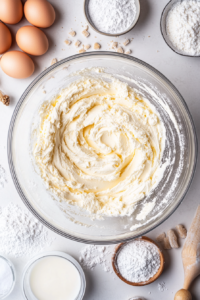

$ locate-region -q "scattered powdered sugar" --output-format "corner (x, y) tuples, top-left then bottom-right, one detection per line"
(166, 0), (200, 55)
(79, 245), (113, 273)
(116, 240), (160, 283)
(88, 0), (137, 34)
(158, 281), (168, 292)
(0, 165), (7, 189)
(0, 203), (54, 257)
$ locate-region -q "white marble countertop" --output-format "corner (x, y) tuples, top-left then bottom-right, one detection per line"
(0, 0), (200, 299)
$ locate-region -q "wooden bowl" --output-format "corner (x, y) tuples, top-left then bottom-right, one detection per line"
(112, 236), (164, 286)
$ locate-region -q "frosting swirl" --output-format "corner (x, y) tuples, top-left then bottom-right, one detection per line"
(33, 76), (165, 217)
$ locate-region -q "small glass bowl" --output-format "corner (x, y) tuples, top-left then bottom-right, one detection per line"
(84, 0), (140, 36)
(0, 255), (16, 300)
(22, 251), (86, 300)
(160, 0), (200, 57)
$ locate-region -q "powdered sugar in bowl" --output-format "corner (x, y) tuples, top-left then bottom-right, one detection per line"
(112, 237), (164, 286)
(161, 0), (200, 57)
(84, 0), (140, 36)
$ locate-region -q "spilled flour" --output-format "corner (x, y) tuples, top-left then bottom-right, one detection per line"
(79, 245), (114, 273)
(158, 281), (168, 292)
(0, 203), (55, 257)
(0, 165), (7, 189)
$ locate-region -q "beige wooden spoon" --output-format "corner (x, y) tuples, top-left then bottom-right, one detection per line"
(174, 205), (200, 300)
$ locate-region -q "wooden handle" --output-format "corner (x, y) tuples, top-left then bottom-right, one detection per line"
(174, 205), (200, 300)
(182, 205), (200, 289)
(183, 263), (200, 290)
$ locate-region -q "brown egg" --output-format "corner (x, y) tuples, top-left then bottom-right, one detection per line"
(0, 51), (35, 79)
(24, 0), (55, 28)
(0, 0), (23, 25)
(0, 22), (12, 54)
(16, 26), (49, 56)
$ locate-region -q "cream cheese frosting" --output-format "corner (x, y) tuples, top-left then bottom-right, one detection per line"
(33, 75), (166, 217)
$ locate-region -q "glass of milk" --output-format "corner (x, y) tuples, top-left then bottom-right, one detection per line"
(22, 251), (86, 300)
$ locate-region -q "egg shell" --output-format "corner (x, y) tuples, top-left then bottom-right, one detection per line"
(0, 22), (12, 54)
(0, 51), (35, 79)
(24, 0), (56, 28)
(0, 0), (23, 25)
(16, 26), (49, 56)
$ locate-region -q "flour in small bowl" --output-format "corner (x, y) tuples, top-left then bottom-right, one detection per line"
(166, 0), (200, 55)
(88, 0), (137, 34)
(115, 240), (161, 283)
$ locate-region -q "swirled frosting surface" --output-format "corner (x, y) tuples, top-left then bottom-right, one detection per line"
(33, 75), (166, 217)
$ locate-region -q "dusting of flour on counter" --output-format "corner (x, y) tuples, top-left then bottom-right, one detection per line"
(79, 245), (113, 273)
(0, 203), (54, 257)
(0, 165), (7, 189)
(116, 240), (160, 282)
(166, 0), (200, 55)
(158, 281), (168, 292)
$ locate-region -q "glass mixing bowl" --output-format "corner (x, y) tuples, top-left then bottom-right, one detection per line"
(8, 52), (197, 244)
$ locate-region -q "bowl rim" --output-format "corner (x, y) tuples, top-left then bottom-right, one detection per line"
(83, 0), (141, 37)
(0, 255), (16, 299)
(7, 51), (198, 245)
(112, 236), (164, 286)
(160, 0), (200, 57)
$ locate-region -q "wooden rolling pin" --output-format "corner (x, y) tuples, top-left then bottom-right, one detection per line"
(174, 205), (200, 300)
